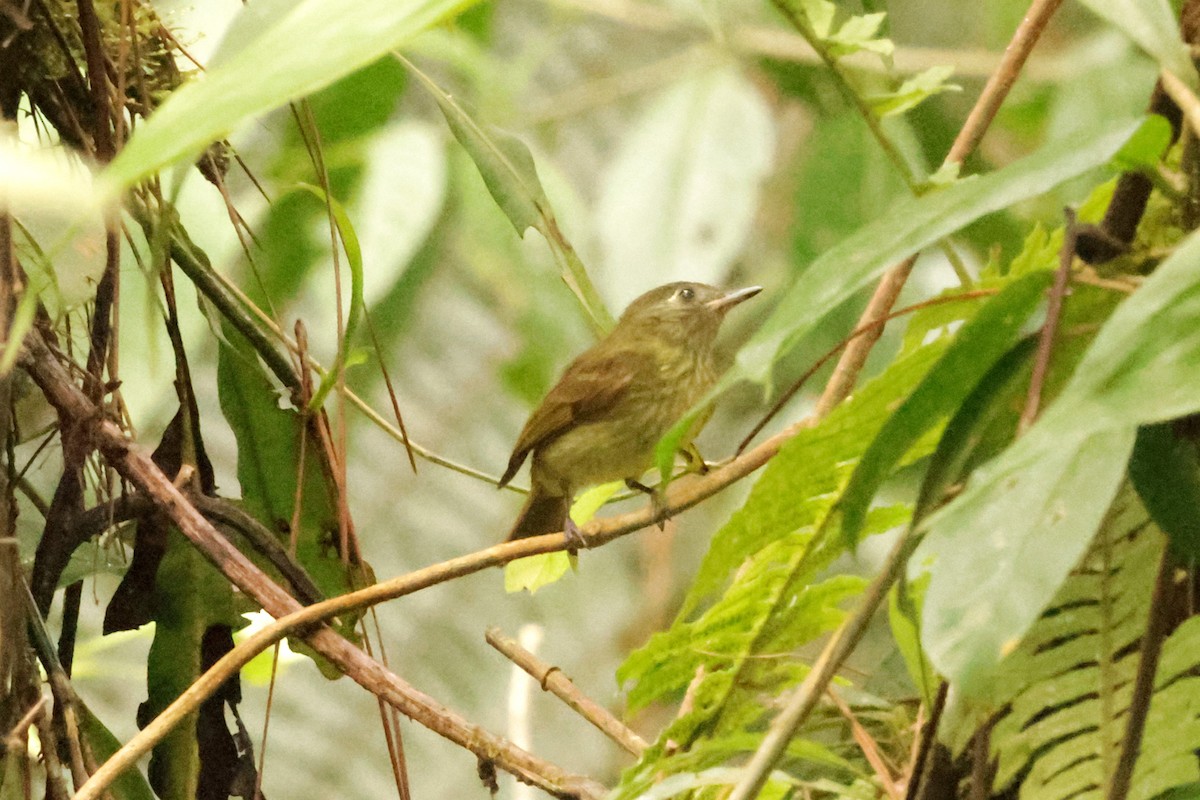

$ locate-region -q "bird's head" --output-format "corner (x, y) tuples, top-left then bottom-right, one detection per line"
(615, 282), (762, 347)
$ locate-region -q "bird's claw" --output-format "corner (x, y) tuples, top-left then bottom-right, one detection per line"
(563, 516), (585, 554)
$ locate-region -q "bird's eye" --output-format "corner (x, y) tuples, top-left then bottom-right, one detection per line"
(677, 287), (695, 302)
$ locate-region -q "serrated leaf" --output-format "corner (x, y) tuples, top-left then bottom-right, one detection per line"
(916, 228), (1200, 692)
(838, 269), (1053, 545)
(682, 342), (948, 616)
(103, 0), (477, 188)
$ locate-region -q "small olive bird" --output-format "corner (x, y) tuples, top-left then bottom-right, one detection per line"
(499, 282), (762, 544)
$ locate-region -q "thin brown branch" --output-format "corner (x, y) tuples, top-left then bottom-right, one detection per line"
(815, 0), (1066, 416)
(1019, 208), (1076, 433)
(65, 381), (807, 800)
(827, 687), (901, 800)
(3, 696), (47, 746)
(486, 626), (648, 757)
(18, 331), (606, 800)
(1162, 68), (1200, 141)
(741, 287), (997, 452)
(904, 682), (949, 800)
(1108, 547), (1174, 800)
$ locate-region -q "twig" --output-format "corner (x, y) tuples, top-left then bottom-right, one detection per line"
(1018, 207), (1076, 433)
(814, 0), (1066, 417)
(18, 331), (606, 800)
(739, 289), (998, 452)
(903, 682), (948, 800)
(826, 687), (900, 800)
(486, 627), (648, 757)
(1107, 547), (1174, 800)
(3, 695), (47, 745)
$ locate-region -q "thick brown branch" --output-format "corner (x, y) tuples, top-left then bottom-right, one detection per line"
(18, 330), (605, 800)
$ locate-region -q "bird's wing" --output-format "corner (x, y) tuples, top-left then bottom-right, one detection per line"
(498, 349), (647, 487)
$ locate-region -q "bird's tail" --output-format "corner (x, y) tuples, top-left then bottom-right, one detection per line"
(507, 489), (570, 541)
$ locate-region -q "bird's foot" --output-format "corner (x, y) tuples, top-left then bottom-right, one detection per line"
(563, 516), (585, 554)
(626, 479), (670, 530)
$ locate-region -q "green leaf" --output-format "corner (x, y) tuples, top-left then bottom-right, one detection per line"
(916, 228), (1200, 692)
(838, 270), (1053, 545)
(216, 326), (363, 657)
(1130, 422), (1200, 561)
(1077, 0), (1198, 88)
(682, 342), (948, 616)
(867, 65), (960, 118)
(1110, 113), (1175, 173)
(503, 483), (620, 592)
(732, 116), (1144, 387)
(402, 57), (614, 334)
(914, 425), (1136, 694)
(102, 0), (476, 189)
(289, 184), (365, 412)
(889, 574), (935, 707)
(504, 552), (573, 594)
(78, 705), (157, 800)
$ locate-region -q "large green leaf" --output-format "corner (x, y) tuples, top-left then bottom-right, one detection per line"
(733, 116), (1143, 386)
(838, 269), (1053, 545)
(916, 229), (1200, 692)
(1076, 0), (1197, 87)
(654, 117), (1145, 477)
(102, 0), (475, 188)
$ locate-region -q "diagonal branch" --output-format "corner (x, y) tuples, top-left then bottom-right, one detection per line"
(19, 329), (606, 800)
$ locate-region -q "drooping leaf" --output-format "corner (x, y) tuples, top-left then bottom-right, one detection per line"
(404, 57), (613, 333)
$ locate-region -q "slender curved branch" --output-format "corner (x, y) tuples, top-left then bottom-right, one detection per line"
(19, 330), (606, 800)
(64, 378), (806, 800)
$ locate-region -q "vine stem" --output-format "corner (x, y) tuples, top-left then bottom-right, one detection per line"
(731, 1), (1068, 797)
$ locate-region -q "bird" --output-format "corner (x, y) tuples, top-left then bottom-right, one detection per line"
(499, 281), (762, 546)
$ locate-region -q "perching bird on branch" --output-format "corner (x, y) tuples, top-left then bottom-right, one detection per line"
(499, 282), (761, 545)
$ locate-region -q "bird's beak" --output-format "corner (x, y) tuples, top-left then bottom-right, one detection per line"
(707, 285), (763, 314)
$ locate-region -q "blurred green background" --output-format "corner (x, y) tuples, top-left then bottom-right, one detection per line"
(17, 0), (1162, 796)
